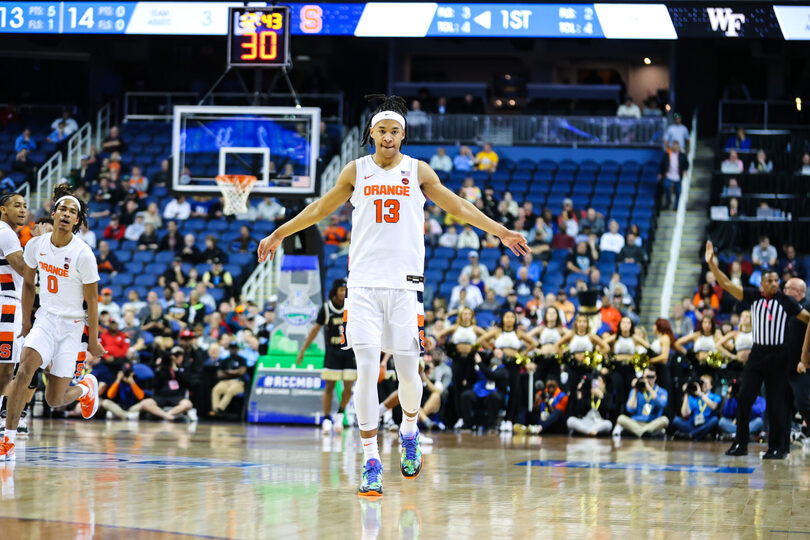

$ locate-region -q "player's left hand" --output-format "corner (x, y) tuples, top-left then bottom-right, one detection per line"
(88, 341), (107, 359)
(257, 232), (283, 263)
(499, 230), (529, 257)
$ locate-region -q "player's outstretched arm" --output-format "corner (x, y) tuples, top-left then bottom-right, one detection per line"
(83, 281), (107, 358)
(258, 162), (356, 262)
(419, 161), (528, 257)
(704, 240), (743, 300)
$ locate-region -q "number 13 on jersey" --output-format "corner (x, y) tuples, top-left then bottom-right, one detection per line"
(373, 199), (400, 223)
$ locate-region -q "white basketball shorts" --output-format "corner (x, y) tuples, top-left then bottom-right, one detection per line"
(0, 297), (23, 365)
(25, 310), (88, 379)
(342, 287), (425, 355)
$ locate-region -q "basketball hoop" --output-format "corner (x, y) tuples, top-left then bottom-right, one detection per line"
(216, 175), (257, 215)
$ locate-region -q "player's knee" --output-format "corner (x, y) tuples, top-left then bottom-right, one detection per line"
(324, 380), (336, 391)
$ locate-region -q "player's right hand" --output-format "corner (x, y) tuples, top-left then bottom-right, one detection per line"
(88, 341), (107, 359)
(257, 232), (283, 263)
(21, 321), (31, 338)
(704, 240), (715, 265)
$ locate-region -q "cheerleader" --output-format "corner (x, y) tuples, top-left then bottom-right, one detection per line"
(649, 318), (676, 415)
(527, 306), (565, 382)
(557, 314), (610, 391)
(435, 307), (487, 425)
(604, 316), (649, 404)
(674, 315), (719, 363)
(716, 310), (753, 365)
(480, 311), (538, 432)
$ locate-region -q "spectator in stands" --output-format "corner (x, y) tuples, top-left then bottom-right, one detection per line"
(437, 224), (458, 248)
(139, 347), (196, 422)
(452, 145), (474, 172)
(178, 233), (201, 264)
(203, 257), (234, 297)
(513, 266), (534, 297)
(51, 110), (78, 135)
(233, 225), (258, 253)
(727, 197), (740, 217)
(461, 251), (490, 280)
(528, 217), (552, 259)
(46, 121), (69, 149)
(664, 112), (689, 152)
(456, 224), (480, 250)
(669, 305), (692, 338)
(748, 149), (773, 174)
(408, 99), (428, 127)
(323, 214), (347, 246)
(101, 366), (147, 421)
(127, 165), (149, 196)
(459, 177), (482, 203)
(721, 149), (744, 174)
(618, 232), (646, 264)
(474, 143), (498, 172)
(725, 127), (751, 151)
(722, 177), (742, 198)
(123, 213), (145, 243)
(97, 240), (120, 274)
(162, 256), (188, 288)
(90, 178), (121, 217)
(658, 140), (689, 210)
(429, 147), (453, 173)
(798, 153), (810, 176)
(643, 98), (663, 117)
(485, 266), (514, 298)
(424, 209), (442, 246)
(14, 128), (36, 152)
(567, 241), (596, 276)
(567, 373), (614, 436)
(616, 96), (641, 118)
(614, 367), (669, 438)
(579, 207), (605, 237)
(122, 291), (147, 320)
(200, 235), (226, 264)
(693, 283), (719, 311)
(672, 374), (721, 440)
(479, 288), (501, 312)
(481, 187), (499, 220)
(12, 149), (36, 183)
(530, 378), (569, 434)
(137, 223), (158, 251)
(599, 220), (624, 254)
(250, 197), (286, 223)
(142, 302), (173, 340)
(558, 199), (579, 237)
(158, 220), (182, 252)
(99, 288), (122, 323)
(210, 343), (248, 416)
(752, 235), (778, 272)
(779, 244), (803, 280)
(151, 159), (170, 187)
(100, 319), (130, 363)
(449, 275), (483, 311)
(498, 253), (517, 281)
(163, 195), (191, 220)
(78, 221), (96, 249)
(118, 198), (140, 226)
(459, 351), (508, 431)
(101, 126), (126, 154)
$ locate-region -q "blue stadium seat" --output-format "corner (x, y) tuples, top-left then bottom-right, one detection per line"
(231, 253), (254, 267)
(615, 184), (637, 197)
(571, 195), (589, 209)
(571, 183), (593, 196)
(599, 251), (616, 265)
(547, 194), (567, 208)
(533, 170), (553, 182)
(99, 274), (112, 287)
(575, 171), (596, 184)
(472, 170), (489, 183)
(131, 286), (149, 300)
(516, 159), (537, 172)
(600, 160), (620, 173)
(108, 285), (124, 299)
(511, 170), (532, 183)
(620, 161), (642, 175)
(132, 251), (153, 264)
(155, 251), (175, 264)
(121, 240), (138, 251)
(619, 172), (640, 184)
(450, 258), (468, 271)
(224, 264), (240, 279)
(537, 159), (557, 171)
(593, 184), (614, 196)
(597, 260), (616, 276)
(134, 275), (154, 287)
(115, 273), (135, 287)
(526, 194), (545, 207)
(436, 171), (450, 183)
(207, 221), (229, 232)
(433, 247), (455, 259)
(618, 262), (641, 276)
(475, 311), (497, 328)
(449, 170), (469, 183)
(491, 170), (511, 183)
(620, 274), (639, 288)
(597, 172), (617, 184)
(579, 159), (600, 173)
(499, 159), (516, 172)
(438, 282), (456, 299)
(128, 262), (145, 275)
(559, 159), (578, 171)
(185, 218), (206, 231)
(425, 270), (444, 284)
(332, 255), (348, 269)
(565, 273), (584, 289)
(509, 180), (530, 195)
(543, 273), (564, 290)
(550, 249), (569, 263)
(555, 170), (574, 183)
(116, 250), (133, 263)
(104, 239), (120, 251)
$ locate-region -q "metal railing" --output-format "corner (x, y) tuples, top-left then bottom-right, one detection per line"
(123, 91), (345, 122)
(66, 122), (92, 174)
(34, 150), (63, 209)
(718, 100), (806, 130)
(320, 125), (359, 197)
(96, 103), (111, 149)
(241, 245), (284, 311)
(405, 114), (666, 147)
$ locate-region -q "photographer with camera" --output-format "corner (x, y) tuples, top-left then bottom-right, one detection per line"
(101, 363), (147, 421)
(719, 380), (765, 441)
(672, 374), (721, 440)
(528, 377), (568, 434)
(566, 373), (614, 436)
(137, 346), (197, 422)
(458, 352), (508, 431)
(614, 367), (669, 438)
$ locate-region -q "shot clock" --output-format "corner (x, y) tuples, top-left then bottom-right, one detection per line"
(227, 6), (291, 68)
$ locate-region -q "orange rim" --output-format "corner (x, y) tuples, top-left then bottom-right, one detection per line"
(215, 174), (257, 191)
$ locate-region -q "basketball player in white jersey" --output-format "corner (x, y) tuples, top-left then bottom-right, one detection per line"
(258, 95), (529, 496)
(0, 194), (29, 432)
(0, 185), (105, 460)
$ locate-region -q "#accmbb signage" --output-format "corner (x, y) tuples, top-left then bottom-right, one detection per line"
(668, 4), (783, 38)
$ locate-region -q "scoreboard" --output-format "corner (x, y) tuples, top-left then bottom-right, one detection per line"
(227, 6), (290, 67)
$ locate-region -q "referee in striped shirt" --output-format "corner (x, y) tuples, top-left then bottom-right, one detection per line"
(705, 241), (810, 458)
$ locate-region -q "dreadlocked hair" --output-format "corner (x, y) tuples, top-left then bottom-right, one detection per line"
(52, 183), (88, 233)
(361, 94), (409, 147)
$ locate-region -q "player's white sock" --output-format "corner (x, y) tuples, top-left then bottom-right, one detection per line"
(393, 353), (423, 419)
(378, 402), (388, 417)
(4, 430), (16, 444)
(401, 412), (418, 436)
(361, 435), (380, 462)
(354, 347), (382, 432)
(77, 385), (90, 399)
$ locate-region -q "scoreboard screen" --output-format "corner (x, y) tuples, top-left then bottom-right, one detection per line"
(227, 6), (291, 68)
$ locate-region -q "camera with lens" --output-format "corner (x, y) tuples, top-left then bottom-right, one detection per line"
(686, 379), (701, 396)
(122, 362), (134, 378)
(635, 379), (647, 391)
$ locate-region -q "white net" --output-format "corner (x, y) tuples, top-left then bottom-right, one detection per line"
(216, 175), (257, 215)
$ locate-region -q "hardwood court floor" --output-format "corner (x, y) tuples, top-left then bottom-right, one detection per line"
(1, 420), (810, 539)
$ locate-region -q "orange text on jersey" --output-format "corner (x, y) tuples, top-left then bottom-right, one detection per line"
(364, 185), (410, 197)
(39, 261), (69, 277)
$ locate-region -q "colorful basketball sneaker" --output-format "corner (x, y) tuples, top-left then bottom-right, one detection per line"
(400, 430), (422, 479)
(0, 436), (15, 461)
(358, 458), (383, 497)
(78, 374), (99, 419)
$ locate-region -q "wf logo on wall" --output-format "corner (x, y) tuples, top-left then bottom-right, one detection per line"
(706, 7), (745, 37)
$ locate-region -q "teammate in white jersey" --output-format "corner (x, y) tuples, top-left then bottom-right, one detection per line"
(0, 185), (105, 461)
(258, 95), (528, 496)
(0, 194), (28, 430)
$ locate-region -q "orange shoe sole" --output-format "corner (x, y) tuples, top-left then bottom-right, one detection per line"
(357, 490), (383, 497)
